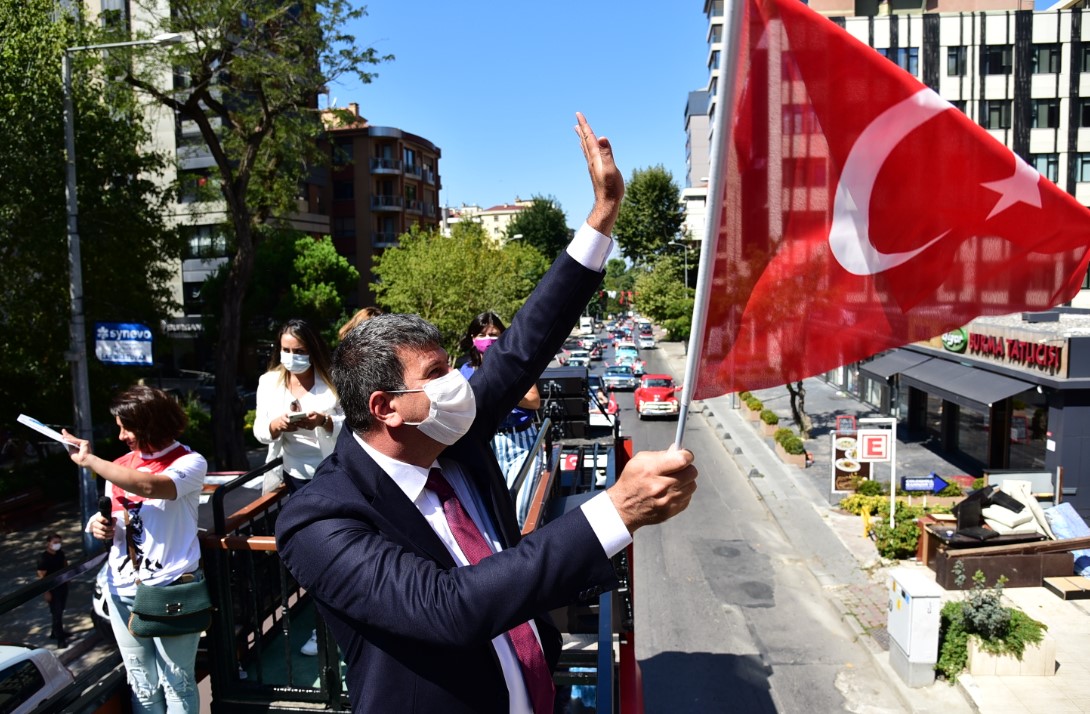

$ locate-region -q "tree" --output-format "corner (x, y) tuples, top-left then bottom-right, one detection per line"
(632, 255), (692, 341)
(504, 195), (571, 261)
(98, 0), (391, 468)
(372, 222), (549, 355)
(612, 166), (686, 265)
(0, 0), (181, 430)
(201, 229), (359, 359)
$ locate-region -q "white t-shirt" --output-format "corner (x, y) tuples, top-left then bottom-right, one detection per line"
(104, 442), (207, 596)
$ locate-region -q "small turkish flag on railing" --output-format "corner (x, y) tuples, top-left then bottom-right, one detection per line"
(690, 0), (1090, 401)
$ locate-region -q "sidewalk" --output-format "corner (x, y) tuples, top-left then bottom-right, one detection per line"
(657, 338), (1090, 714)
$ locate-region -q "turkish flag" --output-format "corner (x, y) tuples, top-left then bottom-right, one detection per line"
(692, 0), (1090, 400)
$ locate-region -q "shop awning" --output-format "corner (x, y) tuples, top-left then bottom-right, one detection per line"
(899, 359), (1035, 411)
(858, 349), (932, 381)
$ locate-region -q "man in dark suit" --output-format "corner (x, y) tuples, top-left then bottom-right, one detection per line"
(276, 113), (698, 713)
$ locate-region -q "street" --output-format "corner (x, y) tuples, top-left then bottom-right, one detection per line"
(596, 338), (911, 713)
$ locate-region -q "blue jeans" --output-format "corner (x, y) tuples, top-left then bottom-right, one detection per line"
(106, 583), (201, 714)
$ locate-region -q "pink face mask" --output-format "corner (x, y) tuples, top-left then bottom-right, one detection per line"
(473, 336), (499, 353)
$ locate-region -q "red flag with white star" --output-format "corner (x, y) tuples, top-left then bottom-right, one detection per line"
(690, 0), (1090, 400)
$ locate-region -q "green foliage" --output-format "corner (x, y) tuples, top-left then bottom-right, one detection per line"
(871, 507), (923, 559)
(632, 254), (690, 327)
(202, 229), (359, 351)
(972, 477), (986, 491)
(838, 494), (886, 516)
(612, 166), (685, 265)
(744, 396), (763, 411)
(0, 0), (182, 426)
(739, 391), (753, 401)
(773, 427), (795, 445)
(855, 479), (886, 497)
(782, 436), (805, 456)
(372, 223), (549, 354)
(180, 396), (214, 464)
(663, 311), (692, 342)
(936, 482), (965, 497)
(504, 195), (570, 261)
(760, 409), (779, 426)
(937, 562), (1048, 681)
(242, 409), (262, 448)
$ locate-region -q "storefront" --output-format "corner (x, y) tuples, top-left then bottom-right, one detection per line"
(838, 311), (1090, 520)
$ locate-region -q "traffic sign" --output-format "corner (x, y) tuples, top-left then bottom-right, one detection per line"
(900, 473), (950, 494)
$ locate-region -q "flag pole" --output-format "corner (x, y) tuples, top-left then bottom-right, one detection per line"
(674, 0), (746, 449)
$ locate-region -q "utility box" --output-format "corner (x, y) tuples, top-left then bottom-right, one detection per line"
(886, 568), (944, 687)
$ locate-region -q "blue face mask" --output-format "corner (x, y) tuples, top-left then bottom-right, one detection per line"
(281, 352), (311, 374)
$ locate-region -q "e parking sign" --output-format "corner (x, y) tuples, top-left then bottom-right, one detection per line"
(857, 429), (891, 462)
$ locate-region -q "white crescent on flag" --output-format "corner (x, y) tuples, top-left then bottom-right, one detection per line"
(828, 89), (952, 276)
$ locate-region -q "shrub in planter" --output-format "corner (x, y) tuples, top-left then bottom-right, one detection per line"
(838, 494), (885, 516)
(760, 409), (779, 426)
(773, 427), (794, 445)
(855, 478), (885, 497)
(744, 396), (763, 411)
(937, 564), (1048, 682)
(739, 391), (752, 401)
(781, 435), (805, 455)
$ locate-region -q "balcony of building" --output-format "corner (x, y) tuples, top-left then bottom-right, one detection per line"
(423, 168), (436, 185)
(404, 163), (422, 180)
(371, 195), (404, 211)
(370, 157), (403, 174)
(406, 199), (424, 215)
(373, 231), (399, 248)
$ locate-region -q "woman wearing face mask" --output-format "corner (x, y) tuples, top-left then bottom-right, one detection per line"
(457, 311), (542, 526)
(254, 318), (342, 494)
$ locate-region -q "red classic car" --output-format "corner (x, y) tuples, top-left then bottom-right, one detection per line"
(634, 374), (680, 420)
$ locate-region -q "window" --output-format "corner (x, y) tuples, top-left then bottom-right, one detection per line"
(981, 100), (1011, 129)
(403, 147), (416, 169)
(947, 46), (967, 77)
(949, 99), (968, 114)
(1082, 45), (1090, 73)
(1033, 43), (1061, 74)
(332, 217), (356, 238)
(182, 281), (205, 312)
(333, 141), (354, 167)
(178, 170), (214, 203)
(1031, 153), (1059, 182)
(1076, 153), (1090, 182)
(333, 180), (353, 201)
(982, 45), (1013, 75)
(889, 47), (919, 76)
(182, 225), (231, 260)
(709, 49), (720, 71)
(0, 659), (47, 710)
(1078, 98), (1090, 128)
(1031, 99), (1060, 129)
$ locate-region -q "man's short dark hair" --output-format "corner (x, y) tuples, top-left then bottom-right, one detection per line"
(333, 314), (442, 433)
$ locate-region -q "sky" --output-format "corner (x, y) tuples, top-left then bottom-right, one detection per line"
(327, 1), (711, 229)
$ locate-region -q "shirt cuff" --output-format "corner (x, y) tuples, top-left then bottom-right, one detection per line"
(580, 491), (632, 558)
(566, 222), (614, 273)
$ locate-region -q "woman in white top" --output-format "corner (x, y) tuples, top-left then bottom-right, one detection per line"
(254, 319), (342, 492)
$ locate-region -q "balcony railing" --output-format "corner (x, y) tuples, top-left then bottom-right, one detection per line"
(404, 163), (422, 179)
(373, 231), (398, 247)
(406, 199), (423, 214)
(423, 169), (436, 185)
(369, 157), (402, 174)
(371, 195), (403, 211)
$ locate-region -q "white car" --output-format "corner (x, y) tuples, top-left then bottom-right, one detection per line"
(0, 644), (75, 713)
(567, 349), (591, 367)
(637, 334), (655, 349)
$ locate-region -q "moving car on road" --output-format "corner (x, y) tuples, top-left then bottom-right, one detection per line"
(602, 364), (638, 391)
(637, 334), (655, 350)
(634, 373), (681, 420)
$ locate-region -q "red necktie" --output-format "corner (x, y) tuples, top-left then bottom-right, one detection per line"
(426, 468), (555, 714)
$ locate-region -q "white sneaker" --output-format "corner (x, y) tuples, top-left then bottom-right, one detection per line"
(300, 629), (318, 656)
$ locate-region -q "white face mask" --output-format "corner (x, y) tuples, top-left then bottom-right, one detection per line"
(281, 352), (311, 374)
(390, 369), (476, 445)
(50, 542), (62, 552)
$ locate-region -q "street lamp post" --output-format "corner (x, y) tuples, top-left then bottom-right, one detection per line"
(63, 33), (182, 553)
(668, 240), (689, 293)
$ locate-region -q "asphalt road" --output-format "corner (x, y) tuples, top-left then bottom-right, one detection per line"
(590, 341), (910, 713)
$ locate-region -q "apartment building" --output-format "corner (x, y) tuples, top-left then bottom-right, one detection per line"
(323, 104), (442, 308)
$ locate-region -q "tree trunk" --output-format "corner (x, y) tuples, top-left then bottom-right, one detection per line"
(787, 380), (812, 438)
(210, 223), (256, 471)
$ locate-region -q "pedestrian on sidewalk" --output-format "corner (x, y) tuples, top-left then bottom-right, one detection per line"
(36, 532), (69, 648)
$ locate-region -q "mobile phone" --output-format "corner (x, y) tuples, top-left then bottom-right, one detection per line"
(287, 412), (308, 424)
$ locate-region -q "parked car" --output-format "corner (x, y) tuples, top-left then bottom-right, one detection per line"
(602, 365), (638, 391)
(634, 374), (681, 420)
(637, 334), (656, 350)
(0, 644), (75, 714)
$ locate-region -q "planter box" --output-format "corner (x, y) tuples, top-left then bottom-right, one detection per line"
(759, 421), (780, 436)
(932, 551), (1073, 589)
(744, 407), (761, 422)
(967, 635), (1056, 676)
(775, 442), (807, 468)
